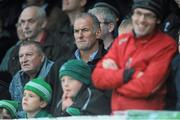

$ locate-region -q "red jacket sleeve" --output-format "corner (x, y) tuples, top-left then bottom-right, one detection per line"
(92, 37), (125, 89)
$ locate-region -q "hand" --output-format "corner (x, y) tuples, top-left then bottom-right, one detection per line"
(102, 58), (118, 70)
(136, 71), (144, 78)
(62, 93), (74, 111)
(123, 68), (134, 83)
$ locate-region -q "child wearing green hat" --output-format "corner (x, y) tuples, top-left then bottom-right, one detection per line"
(54, 59), (110, 116)
(0, 100), (18, 119)
(22, 78), (53, 118)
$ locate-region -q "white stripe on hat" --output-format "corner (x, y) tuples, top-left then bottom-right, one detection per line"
(0, 101), (16, 115)
(27, 81), (51, 101)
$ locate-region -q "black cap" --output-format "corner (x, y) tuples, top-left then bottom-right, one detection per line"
(132, 0), (164, 20)
(94, 2), (119, 17)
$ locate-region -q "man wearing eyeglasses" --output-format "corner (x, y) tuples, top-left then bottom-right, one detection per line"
(92, 0), (177, 113)
(88, 2), (119, 50)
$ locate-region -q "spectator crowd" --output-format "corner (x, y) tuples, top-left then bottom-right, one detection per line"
(0, 0), (180, 119)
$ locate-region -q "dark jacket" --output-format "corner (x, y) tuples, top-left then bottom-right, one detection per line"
(163, 13), (180, 43)
(174, 55), (180, 110)
(71, 40), (107, 71)
(166, 54), (180, 110)
(162, 0), (180, 43)
(45, 40), (108, 115)
(0, 71), (12, 100)
(54, 85), (111, 116)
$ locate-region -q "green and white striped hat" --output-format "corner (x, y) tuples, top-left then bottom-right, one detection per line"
(24, 78), (52, 103)
(0, 100), (18, 118)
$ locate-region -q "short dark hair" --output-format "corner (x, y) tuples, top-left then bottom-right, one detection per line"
(19, 40), (44, 56)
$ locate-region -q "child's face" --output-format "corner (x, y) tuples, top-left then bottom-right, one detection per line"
(22, 90), (47, 113)
(61, 76), (83, 98)
(0, 108), (12, 119)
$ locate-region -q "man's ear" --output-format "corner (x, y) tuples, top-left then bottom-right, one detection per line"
(40, 101), (48, 108)
(96, 28), (102, 39)
(41, 55), (45, 62)
(80, 0), (87, 7)
(41, 19), (47, 29)
(108, 22), (115, 33)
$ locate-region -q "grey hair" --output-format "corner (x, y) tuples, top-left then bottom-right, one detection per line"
(88, 7), (117, 26)
(19, 40), (45, 56)
(35, 6), (46, 19)
(75, 12), (100, 33)
(23, 5), (46, 20)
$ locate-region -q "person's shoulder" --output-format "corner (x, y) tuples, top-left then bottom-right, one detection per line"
(157, 31), (177, 45)
(116, 32), (132, 38)
(114, 32), (132, 45)
(36, 110), (53, 118)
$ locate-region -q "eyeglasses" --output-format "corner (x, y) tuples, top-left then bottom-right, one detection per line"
(133, 11), (156, 20)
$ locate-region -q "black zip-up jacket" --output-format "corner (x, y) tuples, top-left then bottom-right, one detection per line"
(54, 85), (111, 116)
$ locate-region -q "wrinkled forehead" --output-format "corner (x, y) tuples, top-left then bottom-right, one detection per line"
(20, 7), (39, 20)
(133, 8), (156, 15)
(19, 44), (38, 54)
(74, 17), (93, 29)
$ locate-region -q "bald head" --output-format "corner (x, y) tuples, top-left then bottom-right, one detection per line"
(20, 6), (46, 21)
(19, 6), (47, 40)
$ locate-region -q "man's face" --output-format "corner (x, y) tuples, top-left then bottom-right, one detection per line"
(22, 90), (47, 113)
(19, 44), (44, 74)
(132, 8), (159, 37)
(175, 0), (180, 8)
(16, 23), (26, 41)
(20, 7), (45, 40)
(61, 76), (83, 98)
(62, 0), (81, 12)
(73, 17), (99, 51)
(96, 14), (111, 40)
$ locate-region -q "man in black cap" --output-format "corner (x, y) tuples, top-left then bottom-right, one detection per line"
(88, 2), (118, 50)
(92, 0), (177, 112)
(162, 0), (180, 42)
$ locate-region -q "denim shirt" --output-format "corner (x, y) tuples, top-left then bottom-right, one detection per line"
(74, 49), (98, 62)
(9, 58), (54, 118)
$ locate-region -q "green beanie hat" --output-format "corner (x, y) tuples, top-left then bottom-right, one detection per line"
(24, 78), (52, 103)
(0, 100), (18, 118)
(66, 107), (81, 116)
(59, 59), (91, 85)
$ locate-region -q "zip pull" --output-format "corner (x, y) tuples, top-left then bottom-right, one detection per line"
(125, 57), (132, 69)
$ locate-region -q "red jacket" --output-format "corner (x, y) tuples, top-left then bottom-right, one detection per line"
(92, 30), (177, 112)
